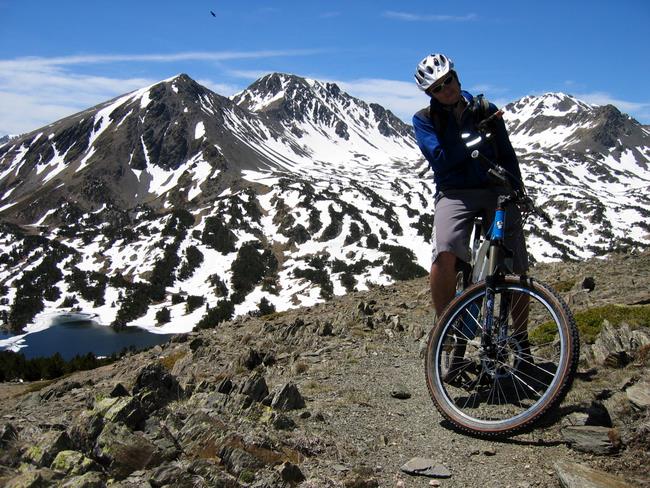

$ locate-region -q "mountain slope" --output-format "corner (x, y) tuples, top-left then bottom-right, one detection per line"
(0, 76), (649, 335)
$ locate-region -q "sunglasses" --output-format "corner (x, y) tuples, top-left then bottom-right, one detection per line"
(430, 75), (455, 94)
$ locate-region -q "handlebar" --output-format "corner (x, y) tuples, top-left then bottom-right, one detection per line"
(464, 116), (552, 226)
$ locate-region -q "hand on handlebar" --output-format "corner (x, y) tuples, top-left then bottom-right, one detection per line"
(477, 110), (504, 135)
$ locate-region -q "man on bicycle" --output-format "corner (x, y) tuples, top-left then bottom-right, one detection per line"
(412, 54), (529, 366)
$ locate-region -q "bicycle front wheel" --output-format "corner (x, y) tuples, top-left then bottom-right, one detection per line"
(425, 276), (579, 437)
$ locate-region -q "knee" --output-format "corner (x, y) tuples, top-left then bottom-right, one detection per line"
(431, 252), (456, 273)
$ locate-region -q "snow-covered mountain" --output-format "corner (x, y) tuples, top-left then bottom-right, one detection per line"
(503, 93), (650, 259)
(0, 75), (648, 337)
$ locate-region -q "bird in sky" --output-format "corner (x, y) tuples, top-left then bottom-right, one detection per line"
(210, 10), (216, 17)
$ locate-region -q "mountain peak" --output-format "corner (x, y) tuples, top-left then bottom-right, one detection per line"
(505, 92), (593, 120)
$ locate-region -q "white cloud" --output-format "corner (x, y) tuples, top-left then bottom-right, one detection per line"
(383, 11), (478, 22)
(334, 78), (426, 122)
(575, 91), (649, 114)
(0, 50), (326, 135)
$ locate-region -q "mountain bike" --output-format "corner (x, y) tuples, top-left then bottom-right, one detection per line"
(424, 114), (580, 437)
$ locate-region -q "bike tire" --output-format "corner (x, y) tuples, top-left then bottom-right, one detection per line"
(425, 275), (579, 437)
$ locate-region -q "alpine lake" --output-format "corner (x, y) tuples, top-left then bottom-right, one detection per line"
(0, 318), (175, 360)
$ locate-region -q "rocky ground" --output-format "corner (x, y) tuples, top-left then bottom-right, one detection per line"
(0, 250), (649, 487)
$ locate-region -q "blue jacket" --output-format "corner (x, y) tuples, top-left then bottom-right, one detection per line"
(412, 91), (523, 193)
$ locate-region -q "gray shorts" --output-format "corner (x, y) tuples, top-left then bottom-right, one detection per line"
(432, 188), (529, 273)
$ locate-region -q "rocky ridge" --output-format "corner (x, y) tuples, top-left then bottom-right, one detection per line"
(1, 251), (649, 487)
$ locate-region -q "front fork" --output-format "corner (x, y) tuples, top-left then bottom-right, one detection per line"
(481, 277), (513, 376)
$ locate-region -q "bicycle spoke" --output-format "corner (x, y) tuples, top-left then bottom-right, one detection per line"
(427, 278), (579, 435)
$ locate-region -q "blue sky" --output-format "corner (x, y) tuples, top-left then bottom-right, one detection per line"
(1, 0), (648, 135)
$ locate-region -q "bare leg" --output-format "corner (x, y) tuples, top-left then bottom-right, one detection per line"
(430, 251), (457, 318)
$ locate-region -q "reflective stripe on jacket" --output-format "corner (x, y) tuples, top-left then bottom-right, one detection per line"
(412, 91), (523, 193)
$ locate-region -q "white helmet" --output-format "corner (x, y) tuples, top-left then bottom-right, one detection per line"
(414, 53), (454, 91)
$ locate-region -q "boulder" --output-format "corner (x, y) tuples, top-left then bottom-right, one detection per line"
(0, 422), (18, 446)
(277, 461), (306, 483)
(626, 381), (650, 410)
(239, 372), (269, 402)
(50, 450), (101, 476)
(561, 426), (621, 455)
(4, 469), (58, 488)
(586, 321), (650, 366)
(271, 382), (306, 411)
(94, 422), (162, 480)
(102, 396), (146, 430)
(69, 410), (104, 454)
(60, 471), (106, 488)
(23, 430), (72, 467)
(132, 363), (183, 414)
(554, 460), (638, 488)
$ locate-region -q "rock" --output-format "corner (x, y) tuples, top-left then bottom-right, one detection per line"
(318, 321), (334, 336)
(239, 372), (269, 402)
(626, 381), (650, 409)
(60, 471), (106, 488)
(220, 446), (265, 478)
(554, 460), (638, 488)
(102, 396), (146, 430)
(586, 321), (650, 366)
(277, 461), (306, 483)
(216, 377), (234, 394)
(271, 382), (306, 411)
(240, 348), (264, 370)
(400, 457), (451, 478)
(189, 337), (204, 351)
(94, 422), (162, 480)
(272, 413), (296, 431)
(109, 383), (130, 398)
(40, 381), (82, 402)
(69, 410), (104, 453)
(50, 450), (101, 476)
(141, 419), (181, 463)
(390, 387), (411, 400)
(4, 469), (58, 488)
(343, 471), (379, 488)
(23, 430), (72, 467)
(149, 464), (183, 487)
(603, 351), (631, 368)
(561, 426), (621, 455)
(0, 422), (18, 446)
(132, 363), (183, 414)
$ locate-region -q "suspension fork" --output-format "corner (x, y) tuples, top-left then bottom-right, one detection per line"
(481, 196), (509, 356)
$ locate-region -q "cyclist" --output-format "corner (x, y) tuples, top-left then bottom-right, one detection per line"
(413, 53), (531, 380)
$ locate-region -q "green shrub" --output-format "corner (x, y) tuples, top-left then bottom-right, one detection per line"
(257, 297), (276, 316)
(196, 300), (234, 329)
(379, 244), (427, 281)
(201, 216), (236, 253)
(208, 274), (228, 297)
(294, 255), (334, 300)
(177, 245), (204, 280)
(185, 295), (205, 314)
(230, 242), (277, 299)
(531, 304), (650, 345)
(344, 222), (362, 246)
(113, 284), (151, 328)
(147, 240), (184, 301)
(0, 350), (118, 382)
(156, 307), (171, 324)
(574, 304), (650, 343)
